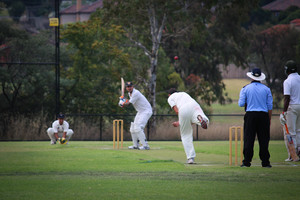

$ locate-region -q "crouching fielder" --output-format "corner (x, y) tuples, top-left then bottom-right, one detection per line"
(47, 113), (74, 145)
(167, 88), (209, 164)
(119, 81), (152, 150)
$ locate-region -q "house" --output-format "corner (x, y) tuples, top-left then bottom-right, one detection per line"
(261, 24), (290, 35)
(260, 19), (300, 35)
(60, 0), (103, 24)
(290, 18), (300, 30)
(262, 0), (300, 16)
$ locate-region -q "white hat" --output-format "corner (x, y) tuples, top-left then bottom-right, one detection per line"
(246, 68), (266, 81)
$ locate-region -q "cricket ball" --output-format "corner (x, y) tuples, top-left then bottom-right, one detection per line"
(174, 56), (178, 60)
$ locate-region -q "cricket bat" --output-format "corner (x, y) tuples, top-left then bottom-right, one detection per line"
(121, 77), (125, 97)
(284, 124), (299, 161)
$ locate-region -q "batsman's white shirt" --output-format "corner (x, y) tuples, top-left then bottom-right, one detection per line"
(168, 92), (209, 159)
(129, 88), (152, 113)
(52, 120), (69, 133)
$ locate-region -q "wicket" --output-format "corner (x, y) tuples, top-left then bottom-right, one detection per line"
(229, 126), (243, 166)
(113, 119), (123, 149)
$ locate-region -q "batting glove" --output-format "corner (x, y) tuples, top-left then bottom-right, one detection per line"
(118, 99), (124, 107)
(118, 98), (128, 107)
(280, 112), (287, 126)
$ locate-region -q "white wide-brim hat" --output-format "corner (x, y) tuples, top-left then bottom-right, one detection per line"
(246, 68), (266, 81)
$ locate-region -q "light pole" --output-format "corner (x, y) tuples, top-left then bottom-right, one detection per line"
(55, 0), (60, 116)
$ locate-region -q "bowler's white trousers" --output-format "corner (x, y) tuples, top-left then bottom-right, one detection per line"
(179, 102), (209, 159)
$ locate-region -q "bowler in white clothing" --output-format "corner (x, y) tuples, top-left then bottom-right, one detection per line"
(119, 81), (152, 150)
(167, 88), (209, 164)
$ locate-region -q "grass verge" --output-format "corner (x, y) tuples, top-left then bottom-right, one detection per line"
(0, 141), (299, 200)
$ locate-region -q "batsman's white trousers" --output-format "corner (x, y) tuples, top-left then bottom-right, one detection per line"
(285, 104), (300, 151)
(179, 102), (209, 159)
(47, 128), (74, 142)
(131, 111), (152, 147)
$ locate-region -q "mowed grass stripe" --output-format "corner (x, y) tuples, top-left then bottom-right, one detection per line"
(0, 141), (299, 200)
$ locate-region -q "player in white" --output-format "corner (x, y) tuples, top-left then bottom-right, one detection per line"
(167, 88), (209, 164)
(280, 60), (300, 160)
(47, 113), (74, 145)
(119, 81), (152, 150)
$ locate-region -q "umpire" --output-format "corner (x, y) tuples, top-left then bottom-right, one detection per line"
(238, 68), (273, 168)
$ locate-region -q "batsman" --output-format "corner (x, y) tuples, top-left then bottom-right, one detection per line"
(280, 60), (300, 161)
(119, 81), (152, 150)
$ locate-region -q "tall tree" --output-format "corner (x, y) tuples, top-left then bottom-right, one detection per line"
(61, 14), (132, 114)
(100, 0), (175, 115)
(163, 0), (260, 106)
(0, 26), (57, 114)
(100, 0), (260, 115)
(249, 24), (300, 107)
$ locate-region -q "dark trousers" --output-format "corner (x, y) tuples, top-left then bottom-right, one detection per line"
(243, 111), (270, 167)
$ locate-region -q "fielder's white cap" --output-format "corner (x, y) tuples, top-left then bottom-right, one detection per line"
(246, 68), (266, 81)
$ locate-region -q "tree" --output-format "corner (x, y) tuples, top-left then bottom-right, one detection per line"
(3, 0), (25, 22)
(99, 0), (260, 116)
(0, 20), (27, 45)
(100, 0), (176, 116)
(249, 24), (300, 107)
(278, 6), (300, 23)
(61, 14), (132, 114)
(279, 9), (300, 24)
(163, 1), (260, 106)
(0, 29), (57, 114)
(2, 0), (56, 22)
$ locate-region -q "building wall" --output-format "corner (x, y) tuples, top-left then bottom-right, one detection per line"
(60, 13), (91, 24)
(61, 14), (76, 24)
(79, 14), (90, 22)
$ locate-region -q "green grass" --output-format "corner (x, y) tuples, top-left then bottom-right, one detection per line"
(223, 78), (250, 101)
(0, 141), (299, 200)
(212, 79), (249, 114)
(211, 103), (245, 114)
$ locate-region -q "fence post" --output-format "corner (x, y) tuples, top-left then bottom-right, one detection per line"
(100, 115), (103, 141)
(147, 122), (150, 141)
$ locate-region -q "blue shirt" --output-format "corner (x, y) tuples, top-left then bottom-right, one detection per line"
(238, 81), (273, 112)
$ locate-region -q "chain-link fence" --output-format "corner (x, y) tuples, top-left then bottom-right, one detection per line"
(0, 113), (283, 141)
(65, 113), (282, 141)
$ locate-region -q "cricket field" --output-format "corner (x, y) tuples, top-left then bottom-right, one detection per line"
(0, 141), (299, 200)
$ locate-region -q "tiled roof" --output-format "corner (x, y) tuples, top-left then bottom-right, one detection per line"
(61, 0), (103, 14)
(290, 18), (300, 23)
(262, 0), (300, 11)
(0, 44), (9, 51)
(261, 24), (290, 35)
